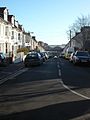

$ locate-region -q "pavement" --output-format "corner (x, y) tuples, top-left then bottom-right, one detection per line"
(0, 62), (24, 83)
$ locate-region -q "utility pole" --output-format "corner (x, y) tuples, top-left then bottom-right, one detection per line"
(70, 30), (72, 47)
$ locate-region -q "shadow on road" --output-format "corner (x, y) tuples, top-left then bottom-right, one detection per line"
(0, 99), (90, 120)
(60, 58), (90, 89)
(0, 59), (90, 120)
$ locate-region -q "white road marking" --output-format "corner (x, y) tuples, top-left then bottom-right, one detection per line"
(1, 71), (12, 74)
(8, 68), (28, 79)
(57, 62), (90, 100)
(59, 69), (61, 77)
(57, 65), (60, 68)
(0, 68), (28, 85)
(60, 79), (90, 100)
(57, 62), (61, 69)
(57, 62), (59, 65)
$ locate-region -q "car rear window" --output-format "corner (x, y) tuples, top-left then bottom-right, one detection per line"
(26, 53), (38, 58)
(77, 52), (89, 56)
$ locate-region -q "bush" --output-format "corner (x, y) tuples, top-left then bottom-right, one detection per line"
(17, 47), (29, 55)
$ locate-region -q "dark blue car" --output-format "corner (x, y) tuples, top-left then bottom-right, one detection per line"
(24, 52), (43, 67)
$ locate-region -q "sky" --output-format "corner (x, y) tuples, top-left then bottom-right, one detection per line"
(0, 0), (90, 45)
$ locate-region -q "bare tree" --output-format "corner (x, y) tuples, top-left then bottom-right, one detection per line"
(67, 15), (90, 49)
(67, 15), (90, 38)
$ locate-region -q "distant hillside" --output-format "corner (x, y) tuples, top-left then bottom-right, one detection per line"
(44, 45), (64, 52)
(49, 44), (65, 48)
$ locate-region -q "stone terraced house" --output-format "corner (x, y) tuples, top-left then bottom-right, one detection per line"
(0, 7), (45, 62)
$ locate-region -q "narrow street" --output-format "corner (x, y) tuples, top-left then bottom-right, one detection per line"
(0, 58), (90, 120)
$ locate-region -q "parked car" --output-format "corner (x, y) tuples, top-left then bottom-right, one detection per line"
(72, 51), (90, 65)
(39, 52), (46, 62)
(0, 52), (8, 66)
(42, 52), (49, 60)
(24, 52), (43, 67)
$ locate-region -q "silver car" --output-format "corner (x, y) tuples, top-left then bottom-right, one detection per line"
(72, 51), (90, 65)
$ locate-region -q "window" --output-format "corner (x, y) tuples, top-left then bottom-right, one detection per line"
(11, 31), (14, 39)
(5, 26), (8, 36)
(18, 33), (20, 40)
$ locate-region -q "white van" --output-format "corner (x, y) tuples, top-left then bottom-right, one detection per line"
(65, 47), (75, 59)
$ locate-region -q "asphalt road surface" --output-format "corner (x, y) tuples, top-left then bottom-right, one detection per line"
(0, 58), (90, 120)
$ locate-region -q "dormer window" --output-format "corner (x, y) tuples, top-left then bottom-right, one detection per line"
(4, 9), (8, 21)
